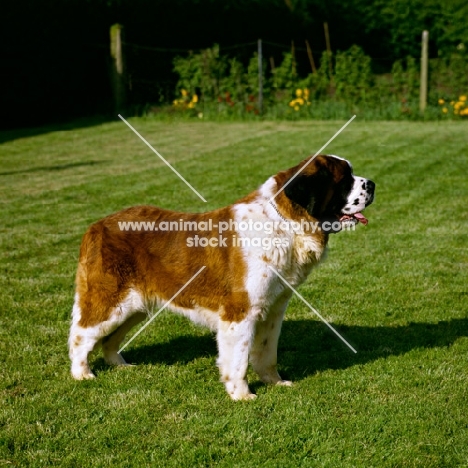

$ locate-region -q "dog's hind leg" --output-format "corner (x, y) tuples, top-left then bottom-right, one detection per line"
(102, 312), (146, 365)
(68, 290), (145, 379)
(68, 294), (103, 380)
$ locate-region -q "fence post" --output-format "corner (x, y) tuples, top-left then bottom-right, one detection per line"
(419, 30), (429, 113)
(269, 56), (275, 72)
(291, 40), (296, 76)
(258, 39), (263, 115)
(305, 40), (317, 74)
(324, 22), (332, 55)
(110, 24), (126, 114)
(323, 22), (334, 83)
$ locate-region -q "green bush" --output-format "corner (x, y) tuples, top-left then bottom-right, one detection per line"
(168, 43), (468, 121)
(173, 45), (227, 102)
(334, 45), (374, 104)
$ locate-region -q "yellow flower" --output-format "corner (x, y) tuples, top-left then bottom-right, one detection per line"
(192, 94), (198, 103)
(181, 89), (188, 97)
(290, 98), (305, 107)
(438, 99), (445, 105)
(460, 108), (468, 116)
(295, 89), (303, 98)
(294, 105), (300, 111)
(303, 88), (310, 98)
(173, 99), (185, 106)
(454, 102), (464, 110)
(442, 107), (448, 114)
(188, 102), (195, 109)
(459, 95), (467, 102)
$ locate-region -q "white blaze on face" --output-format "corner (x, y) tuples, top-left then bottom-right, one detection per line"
(342, 176), (372, 214)
(338, 176), (374, 227)
(329, 155), (372, 216)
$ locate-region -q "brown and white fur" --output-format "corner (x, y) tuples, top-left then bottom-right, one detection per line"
(68, 155), (375, 400)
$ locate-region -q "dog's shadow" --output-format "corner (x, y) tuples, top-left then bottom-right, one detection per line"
(110, 318), (468, 380)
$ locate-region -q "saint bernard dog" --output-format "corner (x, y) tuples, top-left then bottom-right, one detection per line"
(69, 154), (375, 400)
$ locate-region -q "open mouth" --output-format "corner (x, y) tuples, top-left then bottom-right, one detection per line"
(339, 212), (368, 226)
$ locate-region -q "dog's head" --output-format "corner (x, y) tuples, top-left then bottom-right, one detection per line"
(279, 154), (375, 229)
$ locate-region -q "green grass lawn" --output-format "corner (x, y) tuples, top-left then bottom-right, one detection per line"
(1, 118), (467, 467)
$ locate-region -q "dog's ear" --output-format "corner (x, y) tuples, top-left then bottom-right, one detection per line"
(284, 168), (332, 218)
(284, 175), (316, 214)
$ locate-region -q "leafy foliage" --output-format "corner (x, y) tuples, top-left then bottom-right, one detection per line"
(171, 42), (468, 120)
(271, 52), (297, 90)
(430, 50), (468, 100)
(334, 45), (373, 104)
(173, 45), (227, 101)
(390, 56), (420, 101)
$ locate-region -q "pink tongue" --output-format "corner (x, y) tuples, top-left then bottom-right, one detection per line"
(354, 213), (368, 225)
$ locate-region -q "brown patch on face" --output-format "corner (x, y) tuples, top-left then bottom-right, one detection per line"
(76, 204), (251, 328)
(274, 155), (350, 244)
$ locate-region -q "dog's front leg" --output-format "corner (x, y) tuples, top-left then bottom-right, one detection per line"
(216, 318), (256, 401)
(250, 292), (292, 386)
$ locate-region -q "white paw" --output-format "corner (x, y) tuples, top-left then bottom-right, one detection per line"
(71, 369), (96, 380)
(226, 380), (256, 401)
(231, 392), (257, 401)
(276, 380), (293, 387)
